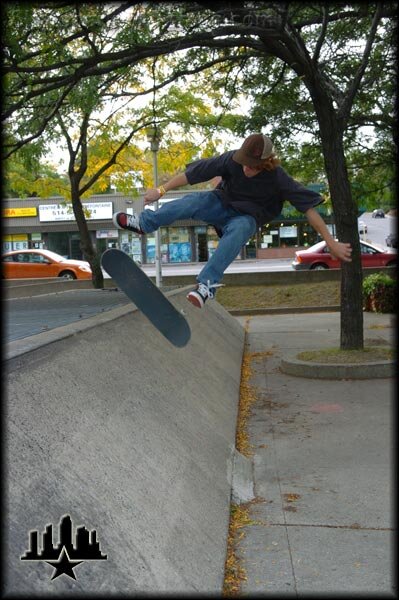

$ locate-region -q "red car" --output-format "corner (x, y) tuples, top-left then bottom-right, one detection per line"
(292, 240), (397, 270)
(2, 249), (92, 279)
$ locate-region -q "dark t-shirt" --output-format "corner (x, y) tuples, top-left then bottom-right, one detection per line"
(185, 150), (324, 226)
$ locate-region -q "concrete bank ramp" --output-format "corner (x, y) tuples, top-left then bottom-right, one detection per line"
(5, 288), (245, 595)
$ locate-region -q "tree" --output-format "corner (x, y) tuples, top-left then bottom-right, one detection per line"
(7, 55), (237, 288)
(3, 152), (69, 199)
(52, 102), (153, 288)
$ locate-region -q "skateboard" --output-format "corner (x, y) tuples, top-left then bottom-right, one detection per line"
(101, 249), (191, 347)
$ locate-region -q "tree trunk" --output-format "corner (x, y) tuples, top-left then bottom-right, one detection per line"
(313, 99), (364, 349)
(70, 180), (104, 289)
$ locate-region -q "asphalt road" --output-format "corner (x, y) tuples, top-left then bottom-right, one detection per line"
(4, 289), (130, 343)
(358, 212), (395, 248)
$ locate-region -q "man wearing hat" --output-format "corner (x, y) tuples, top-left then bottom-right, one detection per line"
(113, 133), (352, 308)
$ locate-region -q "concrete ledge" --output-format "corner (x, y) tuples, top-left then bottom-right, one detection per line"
(5, 290), (245, 594)
(4, 265), (395, 298)
(142, 265), (395, 288)
(3, 278), (115, 298)
(280, 355), (395, 379)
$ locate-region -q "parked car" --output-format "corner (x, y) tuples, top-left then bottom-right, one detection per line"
(2, 249), (92, 279)
(358, 220), (368, 233)
(292, 240), (396, 270)
(385, 233), (397, 248)
(372, 209), (385, 218)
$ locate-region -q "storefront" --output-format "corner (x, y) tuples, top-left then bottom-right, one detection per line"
(2, 189), (336, 263)
(2, 197), (121, 259)
(142, 225), (223, 264)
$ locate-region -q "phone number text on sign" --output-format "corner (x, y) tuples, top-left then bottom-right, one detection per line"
(38, 202), (113, 222)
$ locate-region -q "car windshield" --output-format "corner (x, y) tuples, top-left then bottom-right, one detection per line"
(308, 241), (327, 252)
(364, 242), (384, 253)
(39, 250), (67, 262)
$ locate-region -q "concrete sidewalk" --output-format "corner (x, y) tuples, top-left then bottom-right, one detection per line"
(234, 311), (395, 595)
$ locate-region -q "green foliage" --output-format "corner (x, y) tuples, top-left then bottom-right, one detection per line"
(362, 272), (396, 313)
(3, 2), (395, 211)
(3, 151), (68, 198)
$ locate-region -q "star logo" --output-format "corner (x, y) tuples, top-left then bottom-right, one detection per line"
(21, 514), (107, 581)
(46, 547), (83, 580)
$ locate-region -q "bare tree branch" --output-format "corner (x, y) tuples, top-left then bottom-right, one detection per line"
(312, 5), (328, 64)
(79, 121), (152, 195)
(338, 3), (385, 122)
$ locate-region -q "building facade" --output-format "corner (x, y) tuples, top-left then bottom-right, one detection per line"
(2, 189), (335, 263)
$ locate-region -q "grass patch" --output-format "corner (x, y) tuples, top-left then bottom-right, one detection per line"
(217, 281), (340, 310)
(297, 347), (394, 364)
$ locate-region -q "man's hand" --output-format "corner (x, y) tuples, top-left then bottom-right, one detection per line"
(144, 188), (161, 205)
(143, 173), (188, 204)
(328, 240), (352, 262)
(304, 209), (352, 263)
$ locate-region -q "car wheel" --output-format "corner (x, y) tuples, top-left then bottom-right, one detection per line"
(58, 271), (76, 280)
(310, 263), (329, 270)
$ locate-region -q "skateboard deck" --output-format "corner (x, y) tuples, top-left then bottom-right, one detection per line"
(101, 249), (191, 347)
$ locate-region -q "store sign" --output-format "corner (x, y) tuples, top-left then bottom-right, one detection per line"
(3, 207), (37, 217)
(96, 230), (119, 238)
(39, 202), (113, 222)
(4, 234), (28, 242)
(2, 234), (29, 252)
(280, 226), (298, 238)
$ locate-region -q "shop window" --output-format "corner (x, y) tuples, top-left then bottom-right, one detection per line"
(2, 234), (29, 252)
(161, 229), (169, 263)
(70, 234), (82, 260)
(245, 235), (257, 258)
(146, 234), (156, 263)
(168, 227), (191, 262)
(299, 223), (320, 247)
(30, 233), (44, 249)
(47, 232), (69, 258)
(260, 225), (280, 248)
(279, 225), (298, 247)
(119, 232), (142, 262)
(207, 226), (219, 257)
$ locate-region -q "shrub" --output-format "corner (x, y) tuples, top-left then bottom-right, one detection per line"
(362, 272), (396, 313)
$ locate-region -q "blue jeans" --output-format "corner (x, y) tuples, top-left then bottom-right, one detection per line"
(139, 191), (257, 291)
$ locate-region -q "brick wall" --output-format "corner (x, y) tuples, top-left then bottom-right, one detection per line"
(256, 247), (305, 259)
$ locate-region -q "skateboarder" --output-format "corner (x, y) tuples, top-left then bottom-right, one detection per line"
(113, 133), (352, 308)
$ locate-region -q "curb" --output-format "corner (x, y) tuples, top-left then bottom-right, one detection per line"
(228, 305), (340, 316)
(280, 355), (395, 379)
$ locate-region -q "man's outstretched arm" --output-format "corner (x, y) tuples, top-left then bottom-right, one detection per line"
(305, 207), (352, 262)
(144, 173), (188, 204)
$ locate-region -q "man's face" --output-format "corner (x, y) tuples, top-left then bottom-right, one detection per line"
(243, 164), (263, 177)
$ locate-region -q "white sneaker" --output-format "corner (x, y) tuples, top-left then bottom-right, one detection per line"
(112, 211), (143, 234)
(186, 282), (223, 308)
